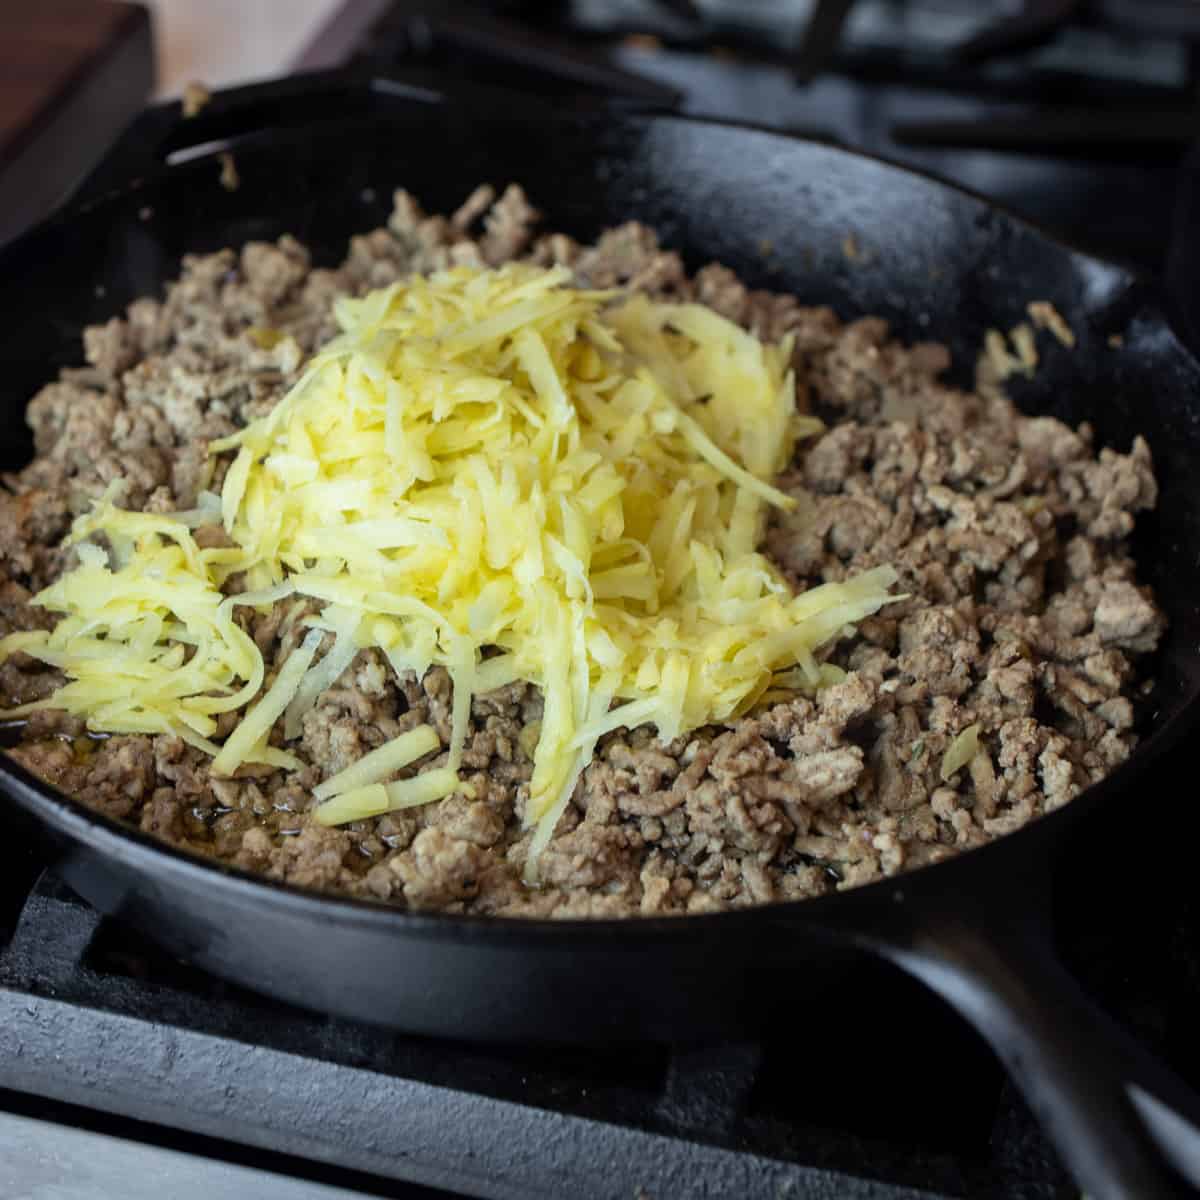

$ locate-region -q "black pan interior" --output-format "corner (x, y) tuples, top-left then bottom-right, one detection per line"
(5, 106), (1199, 734)
(1, 104), (1200, 951)
(2, 101), (1200, 1036)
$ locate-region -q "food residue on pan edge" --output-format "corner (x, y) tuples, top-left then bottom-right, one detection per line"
(0, 184), (1164, 917)
(181, 81), (211, 119)
(218, 152), (239, 192)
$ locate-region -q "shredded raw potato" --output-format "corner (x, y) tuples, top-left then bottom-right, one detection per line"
(312, 784), (391, 826)
(0, 263), (900, 867)
(983, 327), (1036, 381)
(941, 723), (981, 782)
(283, 604), (360, 740)
(312, 724), (440, 802)
(211, 627), (324, 776)
(1010, 323), (1038, 372)
(1027, 300), (1076, 349)
(381, 768), (461, 813)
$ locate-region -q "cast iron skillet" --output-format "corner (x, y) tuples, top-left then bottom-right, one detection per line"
(3, 72), (1200, 1197)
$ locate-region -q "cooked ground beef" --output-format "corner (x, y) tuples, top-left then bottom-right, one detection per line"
(0, 185), (1164, 917)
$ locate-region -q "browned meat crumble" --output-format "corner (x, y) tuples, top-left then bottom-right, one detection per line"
(0, 184), (1164, 917)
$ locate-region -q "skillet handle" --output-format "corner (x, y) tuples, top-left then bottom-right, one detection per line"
(874, 907), (1200, 1198)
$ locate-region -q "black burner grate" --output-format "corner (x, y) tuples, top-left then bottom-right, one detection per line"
(308, 0), (1200, 271)
(0, 866), (1080, 1198)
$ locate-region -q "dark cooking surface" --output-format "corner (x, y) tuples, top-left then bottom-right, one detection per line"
(4, 3), (1200, 1197)
(3, 750), (1200, 1199)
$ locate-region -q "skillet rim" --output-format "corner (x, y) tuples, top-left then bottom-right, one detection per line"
(1, 99), (1196, 947)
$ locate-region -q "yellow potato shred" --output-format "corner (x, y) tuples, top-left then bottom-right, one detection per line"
(0, 263), (899, 873)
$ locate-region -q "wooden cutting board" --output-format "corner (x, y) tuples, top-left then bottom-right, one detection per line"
(0, 0), (155, 244)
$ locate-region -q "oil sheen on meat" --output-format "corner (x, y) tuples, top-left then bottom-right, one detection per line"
(0, 184), (1164, 917)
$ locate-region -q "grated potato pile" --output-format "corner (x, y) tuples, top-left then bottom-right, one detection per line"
(0, 264), (899, 871)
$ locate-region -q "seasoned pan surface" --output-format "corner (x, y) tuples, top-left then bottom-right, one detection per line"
(1, 93), (1199, 991)
(7, 81), (1200, 1195)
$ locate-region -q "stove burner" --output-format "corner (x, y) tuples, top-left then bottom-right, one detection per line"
(299, 0), (1199, 270)
(793, 0), (856, 83)
(0, 872), (1070, 1197)
(952, 0), (1090, 64)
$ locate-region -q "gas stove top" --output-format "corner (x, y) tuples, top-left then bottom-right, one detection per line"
(4, 769), (1199, 1199)
(298, 0), (1200, 272)
(4, 3), (1200, 1197)
(0, 865), (1079, 1198)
